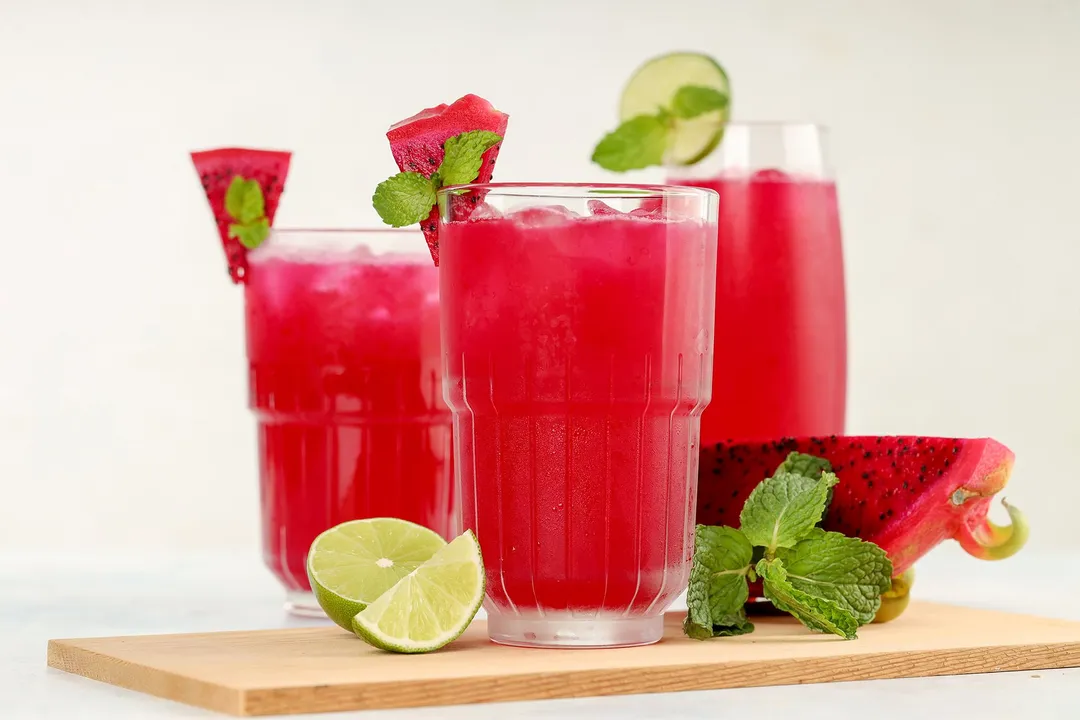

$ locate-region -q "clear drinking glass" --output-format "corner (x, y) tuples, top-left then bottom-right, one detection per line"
(667, 123), (847, 445)
(437, 184), (719, 648)
(244, 229), (455, 615)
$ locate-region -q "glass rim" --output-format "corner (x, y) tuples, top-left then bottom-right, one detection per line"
(437, 182), (718, 200)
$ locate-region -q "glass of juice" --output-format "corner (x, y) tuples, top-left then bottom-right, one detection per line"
(667, 123), (846, 445)
(438, 184), (718, 648)
(244, 229), (454, 615)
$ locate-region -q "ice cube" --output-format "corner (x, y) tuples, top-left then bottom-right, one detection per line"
(627, 196), (665, 219)
(629, 206), (662, 219)
(630, 195), (707, 221)
(348, 244), (375, 263)
(469, 201), (503, 221)
(587, 199), (621, 216)
(508, 205), (579, 228)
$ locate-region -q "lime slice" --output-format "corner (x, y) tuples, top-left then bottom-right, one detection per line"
(619, 51), (731, 166)
(307, 518), (446, 631)
(352, 530), (486, 654)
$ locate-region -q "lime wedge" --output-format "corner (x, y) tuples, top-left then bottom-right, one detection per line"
(619, 51), (731, 166)
(307, 518), (446, 631)
(352, 530), (486, 654)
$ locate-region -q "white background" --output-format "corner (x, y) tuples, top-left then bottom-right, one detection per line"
(1, 0), (1076, 555)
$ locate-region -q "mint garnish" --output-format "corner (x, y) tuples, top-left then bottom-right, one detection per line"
(670, 85), (729, 119)
(225, 176), (271, 249)
(775, 528), (892, 625)
(373, 130), (502, 228)
(372, 172), (439, 227)
(685, 455), (893, 641)
(776, 451), (835, 522)
(591, 82), (729, 172)
(776, 451), (832, 480)
(438, 130), (502, 187)
(757, 557), (860, 640)
(684, 526), (754, 639)
(590, 115), (669, 172)
(739, 471), (838, 552)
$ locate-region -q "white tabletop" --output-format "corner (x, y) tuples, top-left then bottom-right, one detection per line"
(4, 547), (1078, 719)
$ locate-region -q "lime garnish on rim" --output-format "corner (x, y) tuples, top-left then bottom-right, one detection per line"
(592, 51), (732, 171)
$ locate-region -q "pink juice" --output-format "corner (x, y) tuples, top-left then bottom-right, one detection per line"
(244, 232), (453, 611)
(669, 172), (847, 444)
(440, 193), (717, 647)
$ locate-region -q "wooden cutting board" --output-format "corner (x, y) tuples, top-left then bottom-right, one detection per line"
(48, 602), (1080, 717)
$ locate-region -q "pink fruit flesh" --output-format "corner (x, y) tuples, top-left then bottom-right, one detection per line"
(191, 147), (291, 283)
(699, 436), (1027, 576)
(386, 94), (509, 265)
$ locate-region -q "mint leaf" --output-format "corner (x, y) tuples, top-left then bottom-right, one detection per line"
(684, 525), (754, 639)
(591, 115), (669, 172)
(739, 471), (839, 552)
(776, 452), (832, 480)
(670, 85), (729, 120)
(373, 172), (438, 227)
(774, 529), (893, 625)
(775, 452), (835, 524)
(757, 558), (860, 639)
(684, 608), (753, 640)
(228, 217), (269, 249)
(224, 176), (265, 224)
(438, 130), (502, 187)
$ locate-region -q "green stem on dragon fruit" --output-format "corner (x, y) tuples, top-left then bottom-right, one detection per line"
(956, 498), (1029, 561)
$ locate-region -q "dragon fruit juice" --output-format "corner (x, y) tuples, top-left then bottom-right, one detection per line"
(669, 171), (847, 444)
(439, 187), (717, 647)
(244, 230), (454, 613)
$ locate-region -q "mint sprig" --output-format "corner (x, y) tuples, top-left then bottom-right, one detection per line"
(590, 115), (669, 172)
(591, 83), (729, 172)
(776, 528), (893, 625)
(438, 130), (502, 187)
(739, 471), (838, 551)
(684, 526), (754, 639)
(685, 455), (893, 641)
(373, 130), (502, 228)
(776, 451), (832, 480)
(670, 85), (729, 119)
(372, 172), (439, 228)
(225, 176), (270, 249)
(757, 557), (860, 639)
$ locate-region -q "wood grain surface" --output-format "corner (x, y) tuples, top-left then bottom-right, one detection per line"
(47, 602), (1080, 717)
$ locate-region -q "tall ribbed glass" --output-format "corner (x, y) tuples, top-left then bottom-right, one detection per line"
(438, 184), (719, 647)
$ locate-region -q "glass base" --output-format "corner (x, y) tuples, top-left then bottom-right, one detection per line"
(284, 590), (325, 618)
(487, 613), (664, 648)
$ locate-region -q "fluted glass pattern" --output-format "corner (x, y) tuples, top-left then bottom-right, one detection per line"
(439, 184), (718, 647)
